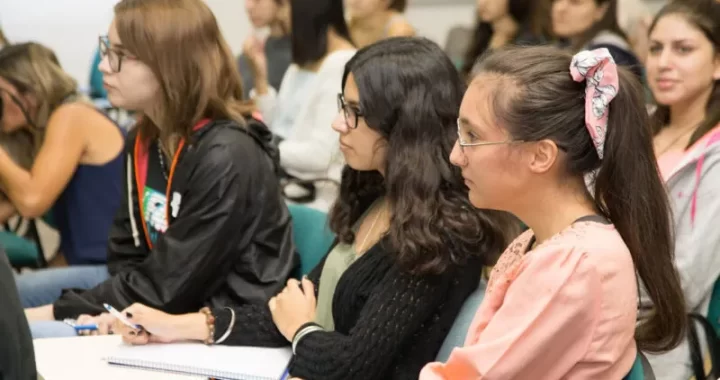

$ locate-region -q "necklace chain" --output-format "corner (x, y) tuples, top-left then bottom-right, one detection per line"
(357, 204), (384, 254)
(157, 139), (169, 181)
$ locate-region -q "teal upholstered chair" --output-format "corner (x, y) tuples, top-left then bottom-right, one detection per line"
(2, 213), (54, 270)
(287, 204), (335, 279)
(436, 280), (486, 362)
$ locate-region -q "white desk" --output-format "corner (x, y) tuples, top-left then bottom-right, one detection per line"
(34, 335), (203, 380)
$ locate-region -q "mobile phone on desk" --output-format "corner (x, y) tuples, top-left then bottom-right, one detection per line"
(103, 303), (140, 329)
(63, 318), (98, 332)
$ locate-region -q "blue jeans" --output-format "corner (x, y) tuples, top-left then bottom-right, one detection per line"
(29, 321), (79, 339)
(16, 265), (110, 308)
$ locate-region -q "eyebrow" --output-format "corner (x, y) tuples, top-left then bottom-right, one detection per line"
(650, 38), (696, 44)
(458, 117), (480, 130)
(345, 99), (360, 106)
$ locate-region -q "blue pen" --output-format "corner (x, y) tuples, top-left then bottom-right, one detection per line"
(280, 368), (290, 380)
(63, 318), (99, 332)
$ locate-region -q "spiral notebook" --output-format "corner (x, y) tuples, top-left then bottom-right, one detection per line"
(104, 342), (292, 380)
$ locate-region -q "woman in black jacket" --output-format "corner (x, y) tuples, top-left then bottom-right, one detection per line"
(24, 0), (296, 337)
(115, 37), (519, 380)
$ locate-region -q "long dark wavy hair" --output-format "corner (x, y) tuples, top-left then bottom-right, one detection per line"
(329, 37), (517, 275)
(474, 45), (686, 353)
(648, 0), (720, 148)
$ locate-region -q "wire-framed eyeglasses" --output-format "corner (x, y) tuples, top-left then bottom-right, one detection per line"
(456, 118), (522, 151)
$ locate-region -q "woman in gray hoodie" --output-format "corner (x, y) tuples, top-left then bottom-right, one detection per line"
(644, 1), (720, 378)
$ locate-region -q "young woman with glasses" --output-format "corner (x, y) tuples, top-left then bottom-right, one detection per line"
(113, 37), (519, 380)
(24, 0), (296, 339)
(421, 45), (685, 379)
(0, 42), (125, 308)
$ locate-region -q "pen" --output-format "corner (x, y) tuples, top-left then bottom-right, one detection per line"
(103, 303), (140, 329)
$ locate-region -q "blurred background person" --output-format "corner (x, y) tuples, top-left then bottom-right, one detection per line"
(244, 0), (356, 207)
(0, 43), (124, 307)
(237, 0), (292, 100)
(459, 0), (550, 80)
(644, 1), (720, 378)
(346, 0), (415, 49)
(552, 0), (642, 78)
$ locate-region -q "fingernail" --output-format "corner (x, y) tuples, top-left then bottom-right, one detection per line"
(125, 312), (133, 318)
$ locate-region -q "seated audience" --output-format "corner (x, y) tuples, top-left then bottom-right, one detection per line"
(24, 0), (295, 339)
(115, 37), (518, 380)
(644, 1), (720, 378)
(0, 26), (7, 49)
(346, 0), (415, 49)
(0, 251), (35, 380)
(244, 0), (356, 205)
(460, 0), (550, 80)
(0, 43), (125, 306)
(421, 45), (686, 378)
(238, 0), (291, 100)
(552, 0), (643, 78)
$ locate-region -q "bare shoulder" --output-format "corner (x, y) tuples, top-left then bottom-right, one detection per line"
(46, 102), (115, 134)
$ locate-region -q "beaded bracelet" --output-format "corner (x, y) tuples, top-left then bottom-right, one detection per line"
(199, 307), (215, 345)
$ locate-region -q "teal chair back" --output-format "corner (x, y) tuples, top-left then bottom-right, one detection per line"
(435, 280), (487, 362)
(287, 204), (335, 278)
(708, 278), (720, 336)
(624, 353), (646, 380)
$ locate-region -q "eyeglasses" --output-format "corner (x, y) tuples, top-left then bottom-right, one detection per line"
(98, 36), (136, 73)
(456, 118), (522, 151)
(337, 93), (363, 129)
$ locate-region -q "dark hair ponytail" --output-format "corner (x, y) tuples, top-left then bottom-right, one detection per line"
(594, 68), (686, 353)
(474, 45), (686, 353)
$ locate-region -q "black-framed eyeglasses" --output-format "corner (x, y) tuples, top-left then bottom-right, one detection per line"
(337, 93), (363, 129)
(98, 35), (136, 73)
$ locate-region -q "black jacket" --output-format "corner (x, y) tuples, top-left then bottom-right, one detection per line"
(0, 251), (36, 380)
(54, 118), (297, 319)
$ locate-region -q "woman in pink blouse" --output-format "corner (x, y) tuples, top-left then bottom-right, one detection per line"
(421, 46), (687, 379)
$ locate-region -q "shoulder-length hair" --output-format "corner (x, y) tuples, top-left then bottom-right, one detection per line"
(329, 37), (516, 275)
(113, 0), (254, 144)
(0, 42), (77, 154)
(291, 0), (353, 66)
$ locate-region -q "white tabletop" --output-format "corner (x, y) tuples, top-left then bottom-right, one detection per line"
(34, 335), (203, 380)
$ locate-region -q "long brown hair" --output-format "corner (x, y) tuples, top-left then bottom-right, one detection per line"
(0, 27), (8, 46)
(648, 0), (720, 148)
(330, 38), (519, 275)
(474, 45), (686, 353)
(0, 43), (78, 154)
(113, 0), (254, 148)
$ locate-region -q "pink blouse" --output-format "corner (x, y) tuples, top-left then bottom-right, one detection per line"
(421, 222), (638, 379)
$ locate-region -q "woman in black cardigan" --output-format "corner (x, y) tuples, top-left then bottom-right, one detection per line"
(114, 37), (518, 380)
